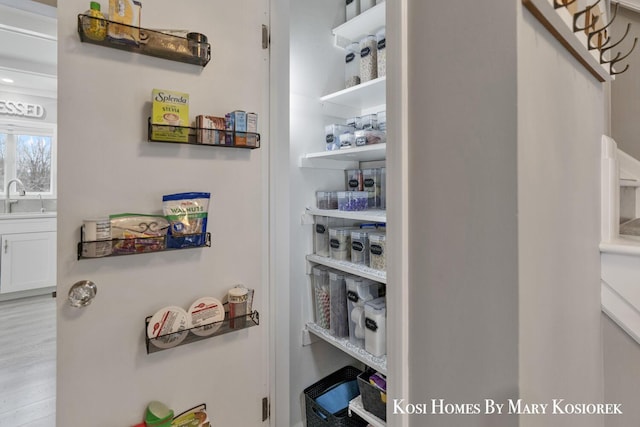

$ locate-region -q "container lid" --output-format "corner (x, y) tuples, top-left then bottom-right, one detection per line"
(90, 1), (101, 10)
(228, 286), (249, 298)
(187, 297), (224, 337)
(329, 270), (345, 280)
(369, 232), (386, 242)
(147, 306), (190, 348)
(329, 226), (353, 235)
(313, 265), (329, 276)
(365, 297), (386, 313)
(351, 229), (369, 239)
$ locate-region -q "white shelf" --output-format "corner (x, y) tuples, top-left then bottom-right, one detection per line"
(307, 207), (386, 223)
(306, 322), (387, 374)
(332, 2), (386, 48)
(307, 254), (387, 284)
(349, 396), (386, 427)
(299, 143), (386, 169)
(320, 77), (386, 114)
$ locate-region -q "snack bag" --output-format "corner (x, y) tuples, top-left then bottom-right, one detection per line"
(110, 213), (169, 254)
(162, 192), (210, 248)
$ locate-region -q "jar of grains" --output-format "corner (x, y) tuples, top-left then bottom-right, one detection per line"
(376, 27), (386, 78)
(360, 35), (378, 82)
(345, 42), (361, 88)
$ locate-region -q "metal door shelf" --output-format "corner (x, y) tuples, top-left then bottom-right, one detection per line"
(77, 14), (211, 67)
(145, 310), (260, 354)
(77, 232), (211, 260)
(148, 118), (261, 149)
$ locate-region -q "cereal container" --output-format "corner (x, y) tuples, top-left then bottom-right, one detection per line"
(345, 42), (361, 88)
(315, 216), (341, 257)
(329, 227), (353, 261)
(346, 277), (384, 347)
(346, 0), (360, 21)
(350, 229), (370, 265)
(362, 168), (381, 208)
(313, 266), (331, 329)
(369, 231), (386, 271)
(365, 297), (387, 357)
(329, 271), (349, 337)
(346, 169), (363, 191)
(376, 27), (386, 78)
(359, 35), (378, 82)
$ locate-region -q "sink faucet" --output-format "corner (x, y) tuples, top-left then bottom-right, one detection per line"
(5, 178), (26, 213)
(38, 194), (45, 213)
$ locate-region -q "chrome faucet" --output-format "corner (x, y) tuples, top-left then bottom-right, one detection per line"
(5, 178), (26, 213)
(38, 194), (45, 213)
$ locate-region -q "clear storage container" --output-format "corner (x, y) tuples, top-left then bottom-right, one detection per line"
(346, 169), (363, 191)
(346, 277), (384, 347)
(369, 231), (386, 271)
(350, 229), (370, 265)
(339, 131), (355, 149)
(313, 266), (331, 329)
(346, 117), (357, 129)
(316, 191), (338, 210)
(315, 216), (340, 257)
(377, 110), (386, 131)
(345, 42), (361, 88)
(325, 124), (355, 151)
(362, 168), (381, 208)
(337, 191), (369, 211)
(354, 129), (386, 146)
(360, 0), (375, 13)
(359, 35), (378, 82)
(346, 0), (360, 21)
(365, 297), (386, 356)
(329, 271), (349, 337)
(376, 27), (386, 78)
(356, 113), (378, 130)
(329, 227), (353, 261)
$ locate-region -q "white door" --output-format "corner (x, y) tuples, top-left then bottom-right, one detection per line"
(56, 1), (270, 426)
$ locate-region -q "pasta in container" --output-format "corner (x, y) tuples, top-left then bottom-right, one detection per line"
(162, 192), (211, 248)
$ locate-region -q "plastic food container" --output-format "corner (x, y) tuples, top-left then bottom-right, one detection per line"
(346, 0), (360, 21)
(329, 271), (349, 337)
(346, 277), (384, 347)
(337, 191), (368, 211)
(350, 230), (370, 265)
(313, 266), (330, 329)
(369, 232), (386, 271)
(315, 216), (338, 257)
(345, 42), (361, 88)
(364, 297), (386, 357)
(376, 27), (386, 78)
(326, 124), (355, 151)
(339, 131), (355, 149)
(329, 227), (353, 261)
(362, 168), (381, 208)
(359, 35), (378, 83)
(354, 129), (386, 146)
(380, 167), (387, 209)
(356, 114), (378, 130)
(316, 191), (338, 210)
(346, 169), (363, 191)
(377, 110), (386, 131)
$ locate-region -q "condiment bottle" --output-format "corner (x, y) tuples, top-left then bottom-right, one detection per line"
(228, 286), (249, 328)
(83, 1), (107, 41)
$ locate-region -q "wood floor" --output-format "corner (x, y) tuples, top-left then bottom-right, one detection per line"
(0, 295), (56, 427)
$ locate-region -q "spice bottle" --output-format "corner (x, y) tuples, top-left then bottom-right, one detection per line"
(345, 42), (361, 88)
(360, 35), (378, 83)
(83, 1), (107, 41)
(228, 286), (249, 328)
(376, 27), (386, 78)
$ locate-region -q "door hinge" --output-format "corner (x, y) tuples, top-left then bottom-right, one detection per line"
(262, 396), (270, 421)
(262, 24), (269, 49)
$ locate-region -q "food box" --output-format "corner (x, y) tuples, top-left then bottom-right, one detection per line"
(108, 0), (142, 45)
(151, 89), (190, 142)
(196, 115), (225, 145)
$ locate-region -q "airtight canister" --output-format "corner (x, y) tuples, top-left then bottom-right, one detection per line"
(345, 42), (361, 88)
(364, 297), (386, 357)
(360, 35), (378, 82)
(346, 0), (360, 21)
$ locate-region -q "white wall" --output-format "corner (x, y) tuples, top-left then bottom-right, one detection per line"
(517, 3), (605, 427)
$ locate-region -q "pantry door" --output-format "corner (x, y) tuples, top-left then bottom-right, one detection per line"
(56, 1), (271, 426)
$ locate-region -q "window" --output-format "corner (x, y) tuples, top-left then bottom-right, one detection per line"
(0, 121), (56, 197)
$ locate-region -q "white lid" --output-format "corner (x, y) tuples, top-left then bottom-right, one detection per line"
(365, 297), (386, 313)
(147, 306), (190, 348)
(187, 297), (225, 337)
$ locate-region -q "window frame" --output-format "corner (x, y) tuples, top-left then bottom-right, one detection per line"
(0, 118), (57, 199)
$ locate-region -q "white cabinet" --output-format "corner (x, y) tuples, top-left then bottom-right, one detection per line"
(0, 215), (57, 295)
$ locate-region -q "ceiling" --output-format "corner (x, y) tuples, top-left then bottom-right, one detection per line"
(0, 0), (57, 98)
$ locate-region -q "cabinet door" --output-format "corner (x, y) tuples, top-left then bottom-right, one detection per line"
(0, 231), (56, 293)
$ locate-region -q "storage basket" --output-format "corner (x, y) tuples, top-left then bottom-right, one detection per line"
(357, 369), (387, 421)
(304, 366), (368, 427)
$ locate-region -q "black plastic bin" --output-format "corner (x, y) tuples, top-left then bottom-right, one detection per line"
(304, 366), (368, 427)
(357, 368), (387, 421)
